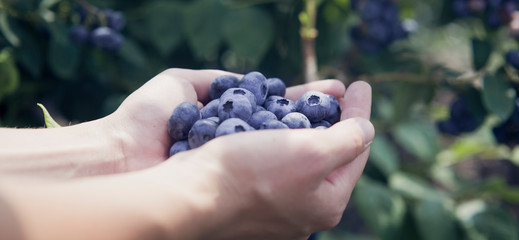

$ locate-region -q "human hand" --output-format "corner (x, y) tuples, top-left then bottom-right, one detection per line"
(140, 79), (373, 240)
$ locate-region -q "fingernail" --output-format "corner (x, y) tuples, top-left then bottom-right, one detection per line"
(355, 118), (375, 148)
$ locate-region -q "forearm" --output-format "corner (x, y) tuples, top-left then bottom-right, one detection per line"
(0, 117), (125, 178)
(0, 160), (236, 240)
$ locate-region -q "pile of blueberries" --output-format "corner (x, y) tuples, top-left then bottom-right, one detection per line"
(167, 72), (341, 156)
(451, 0), (516, 29)
(68, 7), (125, 51)
(350, 0), (408, 53)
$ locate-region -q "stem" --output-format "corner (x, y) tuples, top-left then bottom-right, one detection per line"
(74, 0), (98, 14)
(300, 0), (319, 83)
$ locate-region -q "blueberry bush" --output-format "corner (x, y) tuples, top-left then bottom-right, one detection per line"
(1, 0), (519, 239)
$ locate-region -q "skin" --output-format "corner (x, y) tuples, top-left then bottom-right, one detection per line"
(0, 68), (374, 240)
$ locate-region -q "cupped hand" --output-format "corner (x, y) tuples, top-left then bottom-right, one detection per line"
(150, 79), (373, 240)
(105, 68), (348, 172)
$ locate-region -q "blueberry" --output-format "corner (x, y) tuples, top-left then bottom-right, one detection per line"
(382, 3), (399, 22)
(239, 71), (269, 105)
(311, 120), (332, 129)
(308, 233), (319, 240)
(104, 9), (125, 31)
(264, 95), (284, 109)
(492, 123), (509, 144)
(188, 119), (219, 148)
(201, 99), (220, 119)
(215, 118), (255, 137)
(296, 91), (331, 122)
(169, 140), (190, 157)
(168, 102), (201, 141)
(266, 77), (286, 97)
(218, 95), (254, 122)
(437, 120), (460, 136)
(255, 105), (266, 112)
(209, 75), (240, 100)
(452, 0), (471, 18)
(281, 112), (311, 129)
(506, 50), (519, 70)
(267, 98), (297, 119)
(487, 0), (502, 9)
(248, 110), (278, 129)
(367, 21), (391, 44)
(259, 120), (289, 130)
(220, 88), (257, 111)
(91, 26), (123, 51)
(206, 116), (220, 124)
(69, 25), (90, 45)
(361, 0), (383, 21)
(324, 95), (341, 124)
(485, 10), (502, 28)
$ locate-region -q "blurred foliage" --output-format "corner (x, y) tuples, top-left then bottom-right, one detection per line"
(1, 0), (519, 240)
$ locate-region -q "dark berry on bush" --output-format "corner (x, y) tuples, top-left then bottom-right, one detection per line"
(209, 75), (240, 100)
(452, 0), (471, 18)
(169, 140), (190, 157)
(506, 50), (519, 70)
(104, 9), (126, 31)
(267, 98), (297, 119)
(91, 26), (123, 51)
(266, 77), (286, 97)
(218, 95), (254, 122)
(215, 118), (255, 137)
(69, 25), (90, 45)
(188, 119), (219, 148)
(239, 71), (268, 106)
(361, 0), (383, 21)
(248, 110), (278, 129)
(168, 102), (201, 141)
(437, 120), (460, 136)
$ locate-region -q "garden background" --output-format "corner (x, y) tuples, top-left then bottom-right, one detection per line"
(0, 0), (518, 239)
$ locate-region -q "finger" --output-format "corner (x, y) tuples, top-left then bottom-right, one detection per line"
(160, 68), (243, 104)
(285, 80), (346, 101)
(322, 118), (374, 173)
(340, 81), (372, 120)
(325, 81), (373, 195)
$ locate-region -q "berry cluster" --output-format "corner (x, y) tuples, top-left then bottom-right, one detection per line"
(451, 0), (516, 28)
(492, 103), (519, 145)
(437, 97), (481, 136)
(350, 0), (408, 53)
(69, 7), (125, 51)
(167, 72), (342, 156)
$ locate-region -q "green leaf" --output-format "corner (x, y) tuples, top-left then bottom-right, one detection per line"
(414, 198), (462, 240)
(388, 172), (442, 200)
(0, 11), (20, 46)
(482, 74), (516, 121)
(47, 24), (81, 80)
(393, 120), (439, 163)
(472, 38), (492, 71)
(222, 7), (274, 63)
(0, 48), (20, 101)
(145, 1), (184, 56)
(10, 19), (43, 78)
(37, 103), (61, 128)
(369, 135), (400, 176)
(391, 82), (435, 122)
(354, 177), (407, 240)
(456, 200), (519, 240)
(183, 0), (227, 60)
(118, 38), (147, 67)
